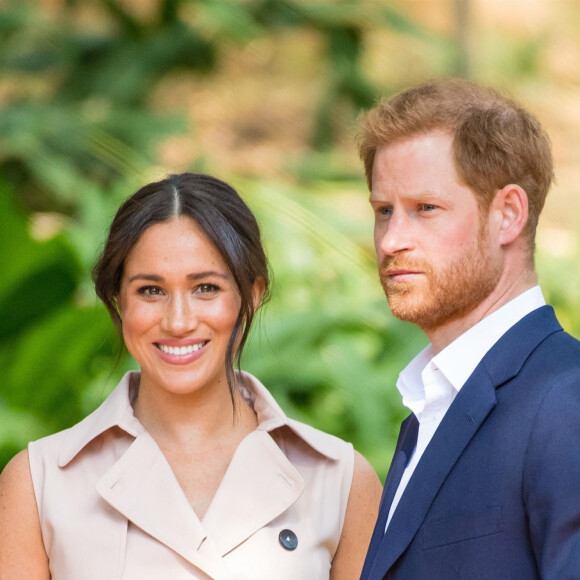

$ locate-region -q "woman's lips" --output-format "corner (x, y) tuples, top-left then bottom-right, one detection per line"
(154, 340), (209, 364)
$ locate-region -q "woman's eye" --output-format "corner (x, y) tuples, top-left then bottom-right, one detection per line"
(196, 283), (220, 295)
(138, 286), (164, 297)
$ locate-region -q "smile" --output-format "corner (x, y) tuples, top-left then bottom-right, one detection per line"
(156, 342), (208, 355)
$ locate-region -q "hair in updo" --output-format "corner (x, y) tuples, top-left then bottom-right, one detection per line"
(93, 172), (270, 398)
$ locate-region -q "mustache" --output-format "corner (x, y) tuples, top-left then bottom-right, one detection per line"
(379, 256), (430, 274)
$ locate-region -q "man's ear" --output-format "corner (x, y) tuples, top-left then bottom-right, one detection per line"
(491, 184), (529, 246)
(251, 277), (266, 312)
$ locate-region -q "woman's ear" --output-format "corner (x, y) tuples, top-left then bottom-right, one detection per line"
(251, 277), (266, 312)
(491, 183), (529, 246)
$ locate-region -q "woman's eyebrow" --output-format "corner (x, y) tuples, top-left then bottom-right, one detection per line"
(127, 271), (229, 283)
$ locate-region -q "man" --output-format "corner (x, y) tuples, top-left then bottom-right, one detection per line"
(358, 78), (580, 579)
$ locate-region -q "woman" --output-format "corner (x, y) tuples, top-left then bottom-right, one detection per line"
(0, 173), (382, 579)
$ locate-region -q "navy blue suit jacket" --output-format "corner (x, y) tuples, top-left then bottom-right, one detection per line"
(361, 306), (580, 580)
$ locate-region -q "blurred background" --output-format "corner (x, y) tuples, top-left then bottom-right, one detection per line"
(1, 0), (580, 479)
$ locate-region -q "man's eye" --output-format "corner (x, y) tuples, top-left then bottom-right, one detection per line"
(379, 207), (393, 216)
(420, 204), (436, 212)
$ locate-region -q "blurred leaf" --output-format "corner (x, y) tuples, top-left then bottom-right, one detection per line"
(58, 24), (215, 106)
(0, 304), (116, 432)
(0, 402), (47, 460)
(0, 187), (80, 340)
(198, 0), (264, 42)
(0, 260), (79, 342)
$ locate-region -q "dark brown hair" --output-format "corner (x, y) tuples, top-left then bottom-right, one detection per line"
(93, 172), (270, 398)
(358, 78), (554, 246)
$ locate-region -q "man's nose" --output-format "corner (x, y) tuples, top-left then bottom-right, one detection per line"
(376, 212), (415, 257)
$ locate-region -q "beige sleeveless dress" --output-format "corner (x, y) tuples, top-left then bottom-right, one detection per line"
(28, 371), (354, 580)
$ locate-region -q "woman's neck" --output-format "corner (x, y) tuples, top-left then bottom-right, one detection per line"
(132, 375), (257, 449)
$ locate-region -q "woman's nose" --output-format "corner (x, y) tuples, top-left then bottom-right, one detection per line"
(160, 295), (198, 334)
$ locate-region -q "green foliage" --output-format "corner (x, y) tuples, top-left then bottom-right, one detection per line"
(0, 0), (202, 211)
(1, 0), (578, 486)
(536, 245), (580, 339)
(0, 184), (117, 467)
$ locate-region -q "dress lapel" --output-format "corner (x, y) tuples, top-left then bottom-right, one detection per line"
(96, 428), (304, 576)
(202, 429), (304, 556)
(96, 431), (231, 580)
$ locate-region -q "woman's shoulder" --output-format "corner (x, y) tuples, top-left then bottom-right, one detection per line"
(0, 448), (50, 578)
(0, 448), (31, 487)
(0, 450), (36, 514)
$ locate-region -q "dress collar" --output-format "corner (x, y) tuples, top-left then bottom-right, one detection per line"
(59, 370), (340, 467)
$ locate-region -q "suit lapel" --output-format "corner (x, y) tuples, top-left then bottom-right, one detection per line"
(367, 370), (497, 579)
(365, 305), (563, 580)
(361, 414), (418, 579)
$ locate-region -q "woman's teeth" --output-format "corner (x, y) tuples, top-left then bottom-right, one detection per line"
(157, 342), (207, 355)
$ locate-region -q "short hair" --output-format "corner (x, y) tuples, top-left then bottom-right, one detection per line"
(357, 78), (554, 242)
(93, 172), (270, 399)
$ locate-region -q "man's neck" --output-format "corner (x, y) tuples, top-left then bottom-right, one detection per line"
(424, 272), (538, 354)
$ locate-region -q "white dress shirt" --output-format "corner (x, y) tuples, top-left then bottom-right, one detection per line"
(385, 286), (546, 530)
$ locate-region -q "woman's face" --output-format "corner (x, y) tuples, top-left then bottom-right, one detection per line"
(118, 216), (241, 398)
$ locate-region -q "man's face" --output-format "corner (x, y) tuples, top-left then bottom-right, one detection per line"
(370, 130), (503, 333)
